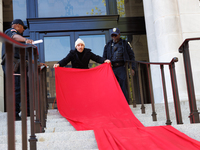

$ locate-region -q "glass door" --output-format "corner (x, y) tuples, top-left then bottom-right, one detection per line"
(39, 32), (74, 103)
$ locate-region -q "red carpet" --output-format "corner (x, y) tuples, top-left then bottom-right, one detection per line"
(55, 63), (200, 150)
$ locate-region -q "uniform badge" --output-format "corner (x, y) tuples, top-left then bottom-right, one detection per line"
(113, 28), (117, 32)
(11, 29), (17, 32)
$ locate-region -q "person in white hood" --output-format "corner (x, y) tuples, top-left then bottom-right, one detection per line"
(54, 38), (110, 69)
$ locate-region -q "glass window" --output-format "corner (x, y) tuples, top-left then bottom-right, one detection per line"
(38, 0), (106, 17)
(44, 36), (71, 98)
(117, 0), (125, 17)
(79, 34), (105, 56)
(13, 0), (27, 21)
(44, 36), (70, 62)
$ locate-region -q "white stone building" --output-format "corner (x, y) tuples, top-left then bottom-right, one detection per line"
(0, 0), (200, 112)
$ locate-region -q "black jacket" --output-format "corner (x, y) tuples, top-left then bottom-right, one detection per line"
(58, 48), (106, 69)
(1, 28), (24, 60)
(103, 38), (135, 70)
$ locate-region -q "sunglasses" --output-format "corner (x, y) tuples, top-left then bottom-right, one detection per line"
(111, 34), (117, 37)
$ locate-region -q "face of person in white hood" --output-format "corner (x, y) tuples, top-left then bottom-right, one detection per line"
(76, 43), (85, 53)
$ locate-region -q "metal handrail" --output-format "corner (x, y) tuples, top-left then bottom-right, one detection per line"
(0, 32), (47, 150)
(179, 38), (200, 123)
(125, 57), (183, 125)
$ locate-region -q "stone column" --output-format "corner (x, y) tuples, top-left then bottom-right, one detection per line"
(143, 0), (186, 103)
(0, 0), (4, 112)
(177, 0), (200, 101)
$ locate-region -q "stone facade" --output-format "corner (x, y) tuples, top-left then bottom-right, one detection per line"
(0, 0), (200, 111)
(143, 0), (200, 103)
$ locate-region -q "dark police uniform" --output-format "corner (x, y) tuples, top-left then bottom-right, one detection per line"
(58, 48), (106, 69)
(1, 28), (30, 119)
(103, 38), (135, 104)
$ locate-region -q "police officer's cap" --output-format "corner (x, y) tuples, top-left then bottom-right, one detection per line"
(11, 19), (28, 29)
(111, 28), (120, 36)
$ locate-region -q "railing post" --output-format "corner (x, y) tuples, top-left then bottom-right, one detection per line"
(5, 42), (15, 150)
(146, 64), (157, 121)
(125, 62), (132, 104)
(138, 63), (145, 113)
(19, 47), (28, 150)
(179, 41), (200, 123)
(160, 65), (172, 125)
(129, 62), (136, 107)
(39, 66), (45, 132)
(33, 48), (41, 133)
(42, 67), (48, 127)
(27, 47), (37, 150)
(169, 57), (183, 124)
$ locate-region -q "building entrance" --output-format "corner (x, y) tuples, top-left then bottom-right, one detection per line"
(40, 30), (109, 102)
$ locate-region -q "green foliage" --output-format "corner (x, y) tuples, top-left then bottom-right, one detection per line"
(117, 0), (125, 17)
(121, 35), (127, 40)
(87, 0), (125, 17)
(86, 6), (103, 15)
(91, 63), (97, 68)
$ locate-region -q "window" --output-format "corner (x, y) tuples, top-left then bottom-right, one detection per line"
(44, 36), (71, 62)
(13, 0), (27, 21)
(79, 34), (106, 56)
(44, 36), (71, 99)
(3, 0), (27, 23)
(38, 0), (106, 17)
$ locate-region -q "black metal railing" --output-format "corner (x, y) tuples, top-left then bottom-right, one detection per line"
(179, 38), (200, 123)
(0, 32), (47, 150)
(125, 57), (183, 125)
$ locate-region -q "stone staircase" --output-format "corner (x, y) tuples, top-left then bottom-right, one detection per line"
(130, 100), (200, 142)
(0, 109), (98, 150)
(0, 100), (200, 150)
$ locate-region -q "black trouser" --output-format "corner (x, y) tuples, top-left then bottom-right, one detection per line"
(112, 66), (129, 104)
(2, 63), (30, 116)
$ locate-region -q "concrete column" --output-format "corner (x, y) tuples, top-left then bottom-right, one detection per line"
(0, 0), (4, 112)
(143, 0), (163, 103)
(143, 0), (187, 103)
(177, 0), (200, 101)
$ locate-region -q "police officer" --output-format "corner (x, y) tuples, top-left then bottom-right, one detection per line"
(1, 19), (33, 120)
(103, 28), (135, 104)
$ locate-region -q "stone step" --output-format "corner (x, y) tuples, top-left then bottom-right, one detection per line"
(0, 143), (22, 150)
(0, 140), (99, 150)
(45, 125), (76, 133)
(46, 120), (71, 127)
(172, 123), (200, 141)
(46, 114), (64, 119)
(129, 101), (196, 126)
(130, 103), (191, 115)
(133, 113), (191, 126)
(0, 123), (76, 136)
(0, 130), (96, 144)
(36, 139), (98, 150)
(0, 103), (199, 150)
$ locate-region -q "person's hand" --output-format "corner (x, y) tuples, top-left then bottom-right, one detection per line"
(53, 64), (60, 68)
(40, 63), (47, 67)
(104, 59), (111, 63)
(25, 39), (34, 44)
(131, 69), (135, 76)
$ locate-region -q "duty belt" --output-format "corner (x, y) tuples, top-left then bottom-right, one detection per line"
(112, 61), (125, 67)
